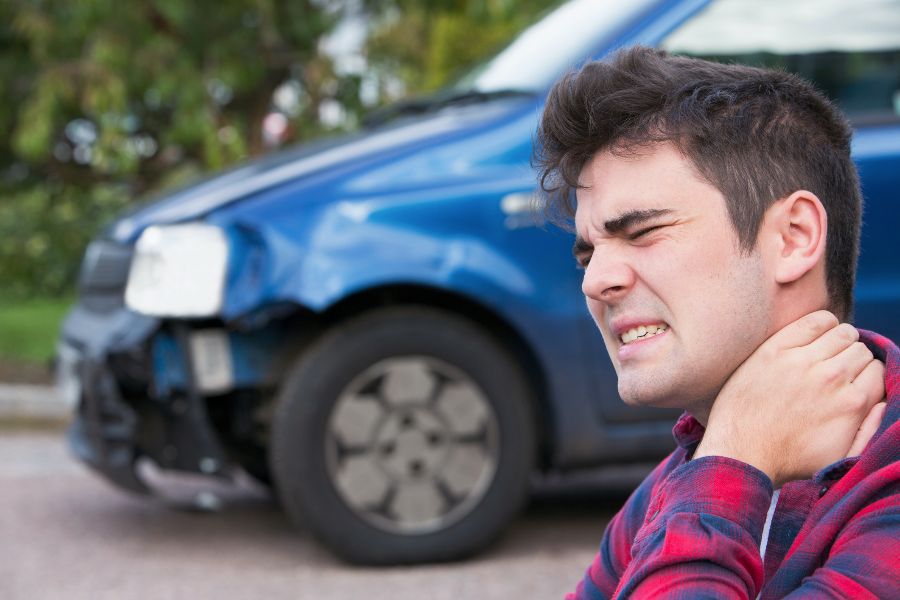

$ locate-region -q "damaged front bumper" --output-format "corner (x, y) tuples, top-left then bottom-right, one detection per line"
(61, 304), (236, 495)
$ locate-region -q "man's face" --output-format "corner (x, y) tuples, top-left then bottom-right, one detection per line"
(574, 143), (775, 414)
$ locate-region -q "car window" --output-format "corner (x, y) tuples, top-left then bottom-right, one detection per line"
(455, 0), (660, 94)
(661, 0), (900, 124)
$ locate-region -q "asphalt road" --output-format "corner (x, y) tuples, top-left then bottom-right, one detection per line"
(0, 428), (638, 600)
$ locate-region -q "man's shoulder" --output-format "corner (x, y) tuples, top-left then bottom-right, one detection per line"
(855, 399), (900, 477)
(858, 329), (899, 381)
(828, 328), (900, 506)
(857, 329), (899, 452)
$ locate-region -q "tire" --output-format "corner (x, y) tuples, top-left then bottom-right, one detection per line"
(269, 307), (536, 564)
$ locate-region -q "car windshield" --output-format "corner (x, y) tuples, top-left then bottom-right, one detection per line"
(452, 0), (661, 94)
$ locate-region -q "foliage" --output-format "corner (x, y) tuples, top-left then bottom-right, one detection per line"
(0, 297), (73, 363)
(1, 0), (350, 299)
(0, 0), (561, 300)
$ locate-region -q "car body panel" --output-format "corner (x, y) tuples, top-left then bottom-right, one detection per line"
(853, 123), (900, 343)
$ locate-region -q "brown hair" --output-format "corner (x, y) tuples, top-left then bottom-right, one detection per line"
(535, 46), (862, 319)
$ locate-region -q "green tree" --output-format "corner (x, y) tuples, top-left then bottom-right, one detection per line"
(1, 0), (353, 298)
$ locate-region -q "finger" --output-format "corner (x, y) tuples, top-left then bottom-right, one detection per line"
(767, 310), (839, 349)
(803, 322), (860, 361)
(820, 340), (873, 383)
(846, 402), (886, 457)
(851, 359), (886, 409)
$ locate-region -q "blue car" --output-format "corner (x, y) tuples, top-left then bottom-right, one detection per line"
(59, 0), (900, 564)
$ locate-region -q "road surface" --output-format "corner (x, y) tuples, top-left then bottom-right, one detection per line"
(0, 428), (636, 600)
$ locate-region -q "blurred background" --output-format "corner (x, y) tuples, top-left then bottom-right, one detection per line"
(0, 0), (559, 379)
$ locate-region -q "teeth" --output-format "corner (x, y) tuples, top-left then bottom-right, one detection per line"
(620, 324), (667, 344)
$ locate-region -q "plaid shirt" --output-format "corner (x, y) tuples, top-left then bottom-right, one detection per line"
(568, 330), (900, 599)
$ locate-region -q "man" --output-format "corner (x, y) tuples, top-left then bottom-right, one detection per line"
(535, 47), (899, 598)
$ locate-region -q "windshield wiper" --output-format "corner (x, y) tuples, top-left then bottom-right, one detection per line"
(363, 88), (536, 128)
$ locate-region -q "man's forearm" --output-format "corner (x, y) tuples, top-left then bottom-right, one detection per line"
(613, 456), (771, 599)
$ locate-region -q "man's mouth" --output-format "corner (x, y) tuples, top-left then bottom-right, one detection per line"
(619, 323), (668, 345)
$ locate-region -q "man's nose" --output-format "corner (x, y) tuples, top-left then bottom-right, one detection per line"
(581, 252), (635, 303)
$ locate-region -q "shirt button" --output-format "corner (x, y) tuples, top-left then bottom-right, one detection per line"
(819, 486), (829, 497)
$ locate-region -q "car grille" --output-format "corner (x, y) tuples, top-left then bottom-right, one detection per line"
(79, 240), (133, 310)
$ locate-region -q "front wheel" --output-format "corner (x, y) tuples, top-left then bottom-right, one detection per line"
(269, 307), (536, 564)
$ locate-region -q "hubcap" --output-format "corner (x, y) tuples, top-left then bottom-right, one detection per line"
(325, 357), (499, 534)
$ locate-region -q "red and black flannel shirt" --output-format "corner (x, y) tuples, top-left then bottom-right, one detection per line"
(568, 330), (900, 599)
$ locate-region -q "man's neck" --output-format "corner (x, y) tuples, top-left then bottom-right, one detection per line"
(684, 392), (717, 428)
(687, 405), (711, 428)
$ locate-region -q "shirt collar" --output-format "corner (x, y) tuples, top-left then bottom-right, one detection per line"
(672, 411), (705, 450)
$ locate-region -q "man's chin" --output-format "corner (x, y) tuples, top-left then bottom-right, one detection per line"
(619, 394), (679, 409)
(618, 379), (685, 409)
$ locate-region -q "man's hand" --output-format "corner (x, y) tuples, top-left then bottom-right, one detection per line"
(693, 311), (885, 488)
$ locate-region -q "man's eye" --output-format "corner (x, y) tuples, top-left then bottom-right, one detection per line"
(575, 254), (591, 269)
(629, 225), (662, 240)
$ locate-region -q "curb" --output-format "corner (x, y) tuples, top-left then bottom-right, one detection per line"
(0, 384), (70, 424)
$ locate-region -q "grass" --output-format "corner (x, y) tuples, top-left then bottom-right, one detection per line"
(0, 297), (73, 364)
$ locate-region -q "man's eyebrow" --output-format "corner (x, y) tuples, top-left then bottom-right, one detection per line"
(603, 208), (673, 235)
(572, 208), (675, 256)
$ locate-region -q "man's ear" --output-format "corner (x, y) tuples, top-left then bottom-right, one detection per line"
(767, 190), (827, 284)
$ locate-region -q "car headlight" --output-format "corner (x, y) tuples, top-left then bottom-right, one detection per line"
(125, 223), (228, 317)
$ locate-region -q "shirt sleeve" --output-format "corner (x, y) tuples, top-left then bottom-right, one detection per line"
(566, 451), (685, 600)
(613, 455), (773, 599)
